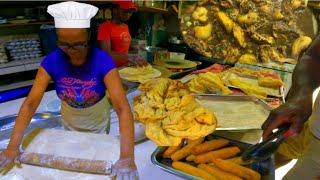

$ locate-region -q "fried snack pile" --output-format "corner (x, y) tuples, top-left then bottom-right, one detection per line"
(188, 72), (232, 95)
(164, 137), (261, 180)
(134, 78), (217, 146)
(187, 67), (283, 99)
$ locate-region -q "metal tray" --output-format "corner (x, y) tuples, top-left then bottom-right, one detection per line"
(0, 112), (62, 150)
(195, 95), (272, 131)
(151, 134), (275, 180)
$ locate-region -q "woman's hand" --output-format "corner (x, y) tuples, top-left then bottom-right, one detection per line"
(0, 148), (20, 170)
(112, 157), (138, 180)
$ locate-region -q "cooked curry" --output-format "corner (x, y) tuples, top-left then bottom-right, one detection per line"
(181, 0), (312, 65)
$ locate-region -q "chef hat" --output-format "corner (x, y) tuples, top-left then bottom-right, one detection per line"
(47, 1), (98, 28)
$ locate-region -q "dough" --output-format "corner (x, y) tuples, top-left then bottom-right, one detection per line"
(1, 129), (120, 180)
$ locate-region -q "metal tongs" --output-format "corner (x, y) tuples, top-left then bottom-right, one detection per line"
(242, 125), (296, 164)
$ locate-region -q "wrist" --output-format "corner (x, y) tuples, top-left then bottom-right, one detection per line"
(120, 151), (134, 159)
(4, 148), (19, 158)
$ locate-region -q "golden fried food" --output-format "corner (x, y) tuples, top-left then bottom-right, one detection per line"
(135, 78), (217, 146)
(165, 121), (216, 140)
(212, 159), (261, 180)
(171, 138), (204, 161)
(233, 24), (246, 48)
(228, 76), (268, 99)
(194, 23), (213, 40)
(119, 65), (161, 82)
(258, 77), (283, 89)
(194, 146), (241, 164)
(238, 54), (257, 65)
(145, 122), (182, 146)
(191, 139), (230, 155)
(273, 9), (284, 20)
(192, 7), (208, 22)
(237, 11), (258, 25)
(225, 156), (251, 166)
(198, 164), (242, 180)
(186, 155), (196, 161)
(188, 72), (232, 95)
(292, 36), (312, 58)
(172, 162), (217, 180)
(216, 11), (234, 33)
(163, 142), (183, 158)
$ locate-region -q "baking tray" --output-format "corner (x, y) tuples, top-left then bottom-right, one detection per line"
(151, 134), (275, 180)
(195, 95), (272, 131)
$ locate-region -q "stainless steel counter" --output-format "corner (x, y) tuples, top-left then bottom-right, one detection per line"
(0, 90), (182, 180)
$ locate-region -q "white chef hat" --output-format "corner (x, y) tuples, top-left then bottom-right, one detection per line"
(47, 1), (98, 28)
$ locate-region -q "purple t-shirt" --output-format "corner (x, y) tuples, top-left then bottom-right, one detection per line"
(41, 48), (116, 108)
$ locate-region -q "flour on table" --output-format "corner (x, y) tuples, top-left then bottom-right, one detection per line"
(1, 129), (120, 180)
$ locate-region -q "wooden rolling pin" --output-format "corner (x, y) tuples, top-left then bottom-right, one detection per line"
(19, 152), (113, 175)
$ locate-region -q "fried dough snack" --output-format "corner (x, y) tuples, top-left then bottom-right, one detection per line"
(171, 138), (204, 161)
(163, 142), (184, 158)
(134, 78), (217, 146)
(194, 146), (241, 164)
(198, 164), (242, 180)
(188, 72), (232, 95)
(258, 77), (283, 89)
(191, 139), (230, 155)
(212, 159), (261, 180)
(172, 162), (217, 180)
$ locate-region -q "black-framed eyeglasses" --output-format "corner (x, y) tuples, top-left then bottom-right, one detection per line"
(58, 42), (88, 51)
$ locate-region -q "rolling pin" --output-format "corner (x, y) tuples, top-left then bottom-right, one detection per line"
(18, 152), (113, 175)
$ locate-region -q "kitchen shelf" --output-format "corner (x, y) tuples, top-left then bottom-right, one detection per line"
(0, 57), (42, 76)
(0, 79), (34, 92)
(137, 7), (169, 14)
(0, 21), (53, 28)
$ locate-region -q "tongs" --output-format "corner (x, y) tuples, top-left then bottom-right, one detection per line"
(241, 125), (296, 164)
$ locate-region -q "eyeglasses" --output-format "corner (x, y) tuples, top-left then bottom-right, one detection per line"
(58, 42), (88, 51)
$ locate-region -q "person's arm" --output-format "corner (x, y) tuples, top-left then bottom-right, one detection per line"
(262, 35), (320, 139)
(100, 40), (129, 64)
(104, 69), (134, 159)
(5, 67), (51, 157)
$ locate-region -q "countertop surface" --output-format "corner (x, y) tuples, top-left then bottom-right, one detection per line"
(0, 90), (275, 180)
(0, 90), (182, 180)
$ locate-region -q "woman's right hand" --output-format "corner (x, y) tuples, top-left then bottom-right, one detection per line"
(0, 148), (20, 170)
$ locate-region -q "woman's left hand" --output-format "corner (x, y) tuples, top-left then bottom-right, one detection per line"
(112, 157), (138, 180)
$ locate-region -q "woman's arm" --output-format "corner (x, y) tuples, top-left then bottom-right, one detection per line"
(104, 69), (134, 159)
(5, 67), (51, 157)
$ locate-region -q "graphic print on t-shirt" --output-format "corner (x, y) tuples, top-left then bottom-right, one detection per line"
(120, 31), (131, 44)
(58, 77), (100, 108)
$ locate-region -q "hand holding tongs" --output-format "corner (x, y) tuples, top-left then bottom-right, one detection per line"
(241, 125), (297, 163)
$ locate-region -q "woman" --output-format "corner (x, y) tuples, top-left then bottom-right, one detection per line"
(0, 2), (138, 179)
(98, 0), (146, 67)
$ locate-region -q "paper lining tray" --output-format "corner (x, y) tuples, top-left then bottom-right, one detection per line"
(151, 134), (275, 180)
(195, 95), (272, 131)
